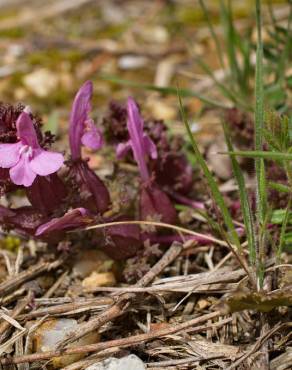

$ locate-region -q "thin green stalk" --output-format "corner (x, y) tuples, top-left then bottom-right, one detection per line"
(277, 198), (291, 262)
(268, 182), (290, 194)
(198, 0), (225, 71)
(255, 0), (265, 222)
(195, 57), (252, 111)
(276, 7), (292, 84)
(101, 75), (230, 109)
(220, 150), (292, 161)
(220, 0), (242, 90)
(267, 0), (277, 31)
(177, 91), (241, 250)
(223, 123), (257, 266)
(255, 0), (267, 285)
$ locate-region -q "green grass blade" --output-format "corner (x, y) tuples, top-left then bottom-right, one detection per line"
(222, 150), (292, 161)
(267, 0), (277, 31)
(241, 29), (253, 94)
(276, 7), (292, 83)
(223, 123), (257, 264)
(101, 75), (230, 109)
(255, 0), (268, 286)
(277, 199), (291, 261)
(178, 91), (241, 250)
(268, 181), (291, 194)
(219, 0), (242, 89)
(194, 57), (252, 111)
(255, 0), (266, 225)
(198, 0), (225, 71)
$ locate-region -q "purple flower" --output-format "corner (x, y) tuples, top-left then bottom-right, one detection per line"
(35, 208), (92, 236)
(69, 81), (103, 160)
(116, 97), (157, 182)
(0, 110), (64, 187)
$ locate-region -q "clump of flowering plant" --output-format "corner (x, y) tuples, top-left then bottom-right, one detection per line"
(0, 81), (200, 260)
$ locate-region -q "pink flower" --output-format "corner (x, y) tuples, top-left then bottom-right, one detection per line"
(116, 97), (157, 182)
(0, 110), (64, 187)
(69, 81), (103, 160)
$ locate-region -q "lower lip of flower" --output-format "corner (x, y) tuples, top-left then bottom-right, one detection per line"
(19, 145), (33, 158)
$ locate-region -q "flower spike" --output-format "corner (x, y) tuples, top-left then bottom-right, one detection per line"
(69, 81), (103, 159)
(116, 97), (157, 182)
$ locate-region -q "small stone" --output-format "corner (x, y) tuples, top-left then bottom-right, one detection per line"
(23, 68), (58, 98)
(140, 26), (169, 44)
(146, 98), (176, 121)
(82, 272), (116, 291)
(72, 250), (113, 278)
(118, 55), (148, 70)
(207, 139), (232, 180)
(33, 318), (99, 368)
(85, 354), (146, 370)
(196, 298), (211, 310)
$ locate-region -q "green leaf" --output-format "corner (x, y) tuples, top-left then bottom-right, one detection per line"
(268, 181), (291, 194)
(283, 232), (292, 250)
(271, 209), (292, 225)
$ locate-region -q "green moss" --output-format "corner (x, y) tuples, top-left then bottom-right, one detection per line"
(177, 7), (205, 25)
(28, 49), (83, 69)
(0, 236), (21, 252)
(96, 23), (130, 39)
(0, 28), (24, 38)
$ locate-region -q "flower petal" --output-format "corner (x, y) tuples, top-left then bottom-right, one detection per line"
(69, 80), (93, 159)
(10, 155), (36, 187)
(81, 119), (103, 150)
(116, 140), (132, 159)
(29, 149), (64, 176)
(35, 208), (91, 236)
(126, 98), (150, 181)
(143, 135), (157, 159)
(16, 112), (40, 148)
(0, 142), (22, 168)
(127, 97), (144, 133)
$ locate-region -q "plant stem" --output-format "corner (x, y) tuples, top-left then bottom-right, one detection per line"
(255, 0), (266, 287)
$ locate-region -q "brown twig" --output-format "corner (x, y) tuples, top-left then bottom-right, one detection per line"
(146, 355), (225, 368)
(17, 297), (113, 321)
(85, 221), (229, 247)
(57, 241), (189, 348)
(0, 259), (63, 298)
(226, 322), (292, 370)
(0, 291), (32, 343)
(0, 310), (221, 365)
